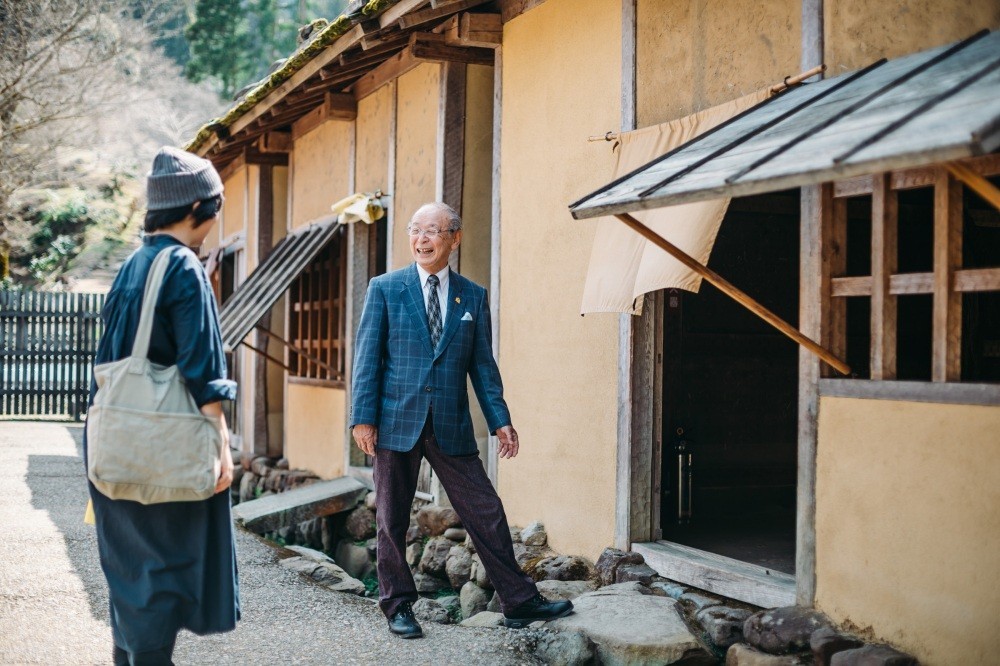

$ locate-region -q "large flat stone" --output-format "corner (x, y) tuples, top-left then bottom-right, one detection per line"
(547, 588), (714, 665)
(232, 476), (367, 533)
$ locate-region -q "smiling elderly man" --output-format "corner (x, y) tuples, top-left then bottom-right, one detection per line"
(350, 202), (573, 638)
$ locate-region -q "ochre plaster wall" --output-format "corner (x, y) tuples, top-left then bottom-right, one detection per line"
(291, 120), (353, 229)
(816, 397), (1000, 665)
(222, 166), (247, 240)
(636, 0), (799, 127)
(393, 63), (440, 270)
(356, 83), (393, 259)
(459, 63), (494, 291)
(825, 1), (1000, 75)
(284, 382), (347, 480)
(498, 0), (620, 560)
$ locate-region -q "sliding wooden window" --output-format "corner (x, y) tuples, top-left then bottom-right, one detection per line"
(825, 155), (1000, 383)
(287, 233), (348, 384)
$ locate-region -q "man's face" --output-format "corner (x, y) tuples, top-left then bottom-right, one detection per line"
(408, 208), (461, 274)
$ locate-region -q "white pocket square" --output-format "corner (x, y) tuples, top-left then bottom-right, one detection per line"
(461, 312), (473, 321)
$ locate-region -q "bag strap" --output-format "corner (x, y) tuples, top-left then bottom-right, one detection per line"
(130, 247), (174, 362)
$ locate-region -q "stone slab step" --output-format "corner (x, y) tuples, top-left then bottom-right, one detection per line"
(232, 476), (367, 533)
(546, 585), (715, 665)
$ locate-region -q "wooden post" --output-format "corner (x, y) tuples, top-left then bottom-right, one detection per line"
(825, 197), (847, 378)
(933, 170), (962, 382)
(614, 213), (851, 375)
(796, 183), (832, 606)
(871, 174), (898, 380)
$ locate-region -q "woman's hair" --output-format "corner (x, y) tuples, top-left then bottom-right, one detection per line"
(143, 195), (223, 233)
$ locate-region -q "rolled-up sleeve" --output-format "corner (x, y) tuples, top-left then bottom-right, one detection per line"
(161, 249), (237, 406)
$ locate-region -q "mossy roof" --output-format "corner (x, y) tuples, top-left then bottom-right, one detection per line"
(184, 0), (401, 155)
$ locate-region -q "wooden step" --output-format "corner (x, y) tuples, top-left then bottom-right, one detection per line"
(232, 476), (367, 533)
(633, 540), (796, 609)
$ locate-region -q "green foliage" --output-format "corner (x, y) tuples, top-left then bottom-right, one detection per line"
(181, 0), (351, 98)
(21, 188), (125, 281)
(185, 0), (255, 98)
(361, 573), (379, 597)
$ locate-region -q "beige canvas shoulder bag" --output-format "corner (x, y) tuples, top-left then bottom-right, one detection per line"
(86, 247), (223, 504)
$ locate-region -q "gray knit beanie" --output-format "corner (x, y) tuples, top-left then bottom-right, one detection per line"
(146, 146), (224, 211)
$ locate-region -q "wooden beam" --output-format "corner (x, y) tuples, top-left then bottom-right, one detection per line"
(325, 92), (359, 119)
(257, 131), (292, 154)
(833, 153), (1000, 198)
(351, 42), (421, 100)
(615, 212), (850, 375)
(352, 34), (492, 99)
(500, 0), (547, 23)
(224, 25), (366, 140)
(291, 92), (358, 140)
(362, 28), (415, 51)
(933, 170), (963, 382)
(831, 275), (872, 297)
(244, 147), (289, 166)
(826, 197), (848, 378)
(955, 267), (1000, 292)
(458, 12), (501, 46)
(819, 378), (1000, 407)
(890, 272), (933, 294)
(378, 0), (429, 28)
(947, 161), (1000, 212)
(870, 174), (898, 380)
(635, 541), (795, 609)
(217, 152), (247, 183)
(397, 0), (493, 30)
(410, 36), (495, 65)
(439, 61), (467, 214)
(796, 183), (831, 607)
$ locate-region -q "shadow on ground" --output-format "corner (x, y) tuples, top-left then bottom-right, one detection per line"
(26, 425), (110, 626)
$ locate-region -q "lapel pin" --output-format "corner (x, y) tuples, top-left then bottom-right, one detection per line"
(455, 297), (461, 304)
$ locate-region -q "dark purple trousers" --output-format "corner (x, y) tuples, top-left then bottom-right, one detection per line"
(373, 417), (537, 618)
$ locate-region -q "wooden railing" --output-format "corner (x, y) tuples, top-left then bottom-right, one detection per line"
(0, 290), (104, 420)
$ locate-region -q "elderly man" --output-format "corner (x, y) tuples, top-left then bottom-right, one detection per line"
(350, 202), (572, 638)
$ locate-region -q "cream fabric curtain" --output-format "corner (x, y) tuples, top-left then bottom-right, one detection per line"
(581, 89), (771, 314)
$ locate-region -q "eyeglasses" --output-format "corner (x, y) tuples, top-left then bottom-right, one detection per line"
(407, 227), (453, 239)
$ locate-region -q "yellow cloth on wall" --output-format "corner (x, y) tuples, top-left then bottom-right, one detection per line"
(580, 89), (772, 314)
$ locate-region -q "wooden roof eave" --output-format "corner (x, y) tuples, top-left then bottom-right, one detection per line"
(192, 1), (503, 170)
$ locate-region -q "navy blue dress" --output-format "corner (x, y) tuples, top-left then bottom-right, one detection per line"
(84, 234), (239, 653)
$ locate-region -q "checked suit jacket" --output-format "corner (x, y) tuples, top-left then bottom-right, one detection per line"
(350, 263), (511, 456)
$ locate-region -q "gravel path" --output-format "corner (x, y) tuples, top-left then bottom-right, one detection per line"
(0, 422), (544, 665)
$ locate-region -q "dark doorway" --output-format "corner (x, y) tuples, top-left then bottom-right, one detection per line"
(659, 190), (800, 575)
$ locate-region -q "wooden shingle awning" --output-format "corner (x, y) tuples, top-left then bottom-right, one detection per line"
(220, 217), (341, 350)
(570, 30), (1000, 220)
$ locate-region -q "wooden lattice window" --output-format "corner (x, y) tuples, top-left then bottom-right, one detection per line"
(288, 235), (347, 383)
(825, 155), (1000, 382)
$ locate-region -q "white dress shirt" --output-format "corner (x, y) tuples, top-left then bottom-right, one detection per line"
(416, 264), (450, 323)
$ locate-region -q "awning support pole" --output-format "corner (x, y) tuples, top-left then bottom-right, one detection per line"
(254, 325), (342, 378)
(946, 161), (1000, 213)
(239, 340), (294, 372)
(614, 213), (851, 376)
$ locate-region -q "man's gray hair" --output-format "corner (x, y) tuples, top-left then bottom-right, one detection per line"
(411, 202), (462, 232)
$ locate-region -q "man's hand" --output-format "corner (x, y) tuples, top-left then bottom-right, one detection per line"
(496, 425), (519, 459)
(353, 424), (378, 457)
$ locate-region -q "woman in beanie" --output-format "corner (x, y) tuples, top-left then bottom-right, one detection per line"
(85, 146), (239, 665)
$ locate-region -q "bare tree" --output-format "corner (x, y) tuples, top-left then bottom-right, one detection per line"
(0, 0), (219, 242)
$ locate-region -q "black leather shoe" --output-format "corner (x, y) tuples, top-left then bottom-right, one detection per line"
(503, 593), (574, 628)
(387, 602), (424, 638)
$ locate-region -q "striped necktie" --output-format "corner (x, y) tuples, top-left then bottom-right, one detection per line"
(426, 274), (442, 349)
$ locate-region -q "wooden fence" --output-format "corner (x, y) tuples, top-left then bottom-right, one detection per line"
(0, 290), (105, 420)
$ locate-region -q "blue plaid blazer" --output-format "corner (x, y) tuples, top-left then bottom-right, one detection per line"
(350, 263), (511, 456)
